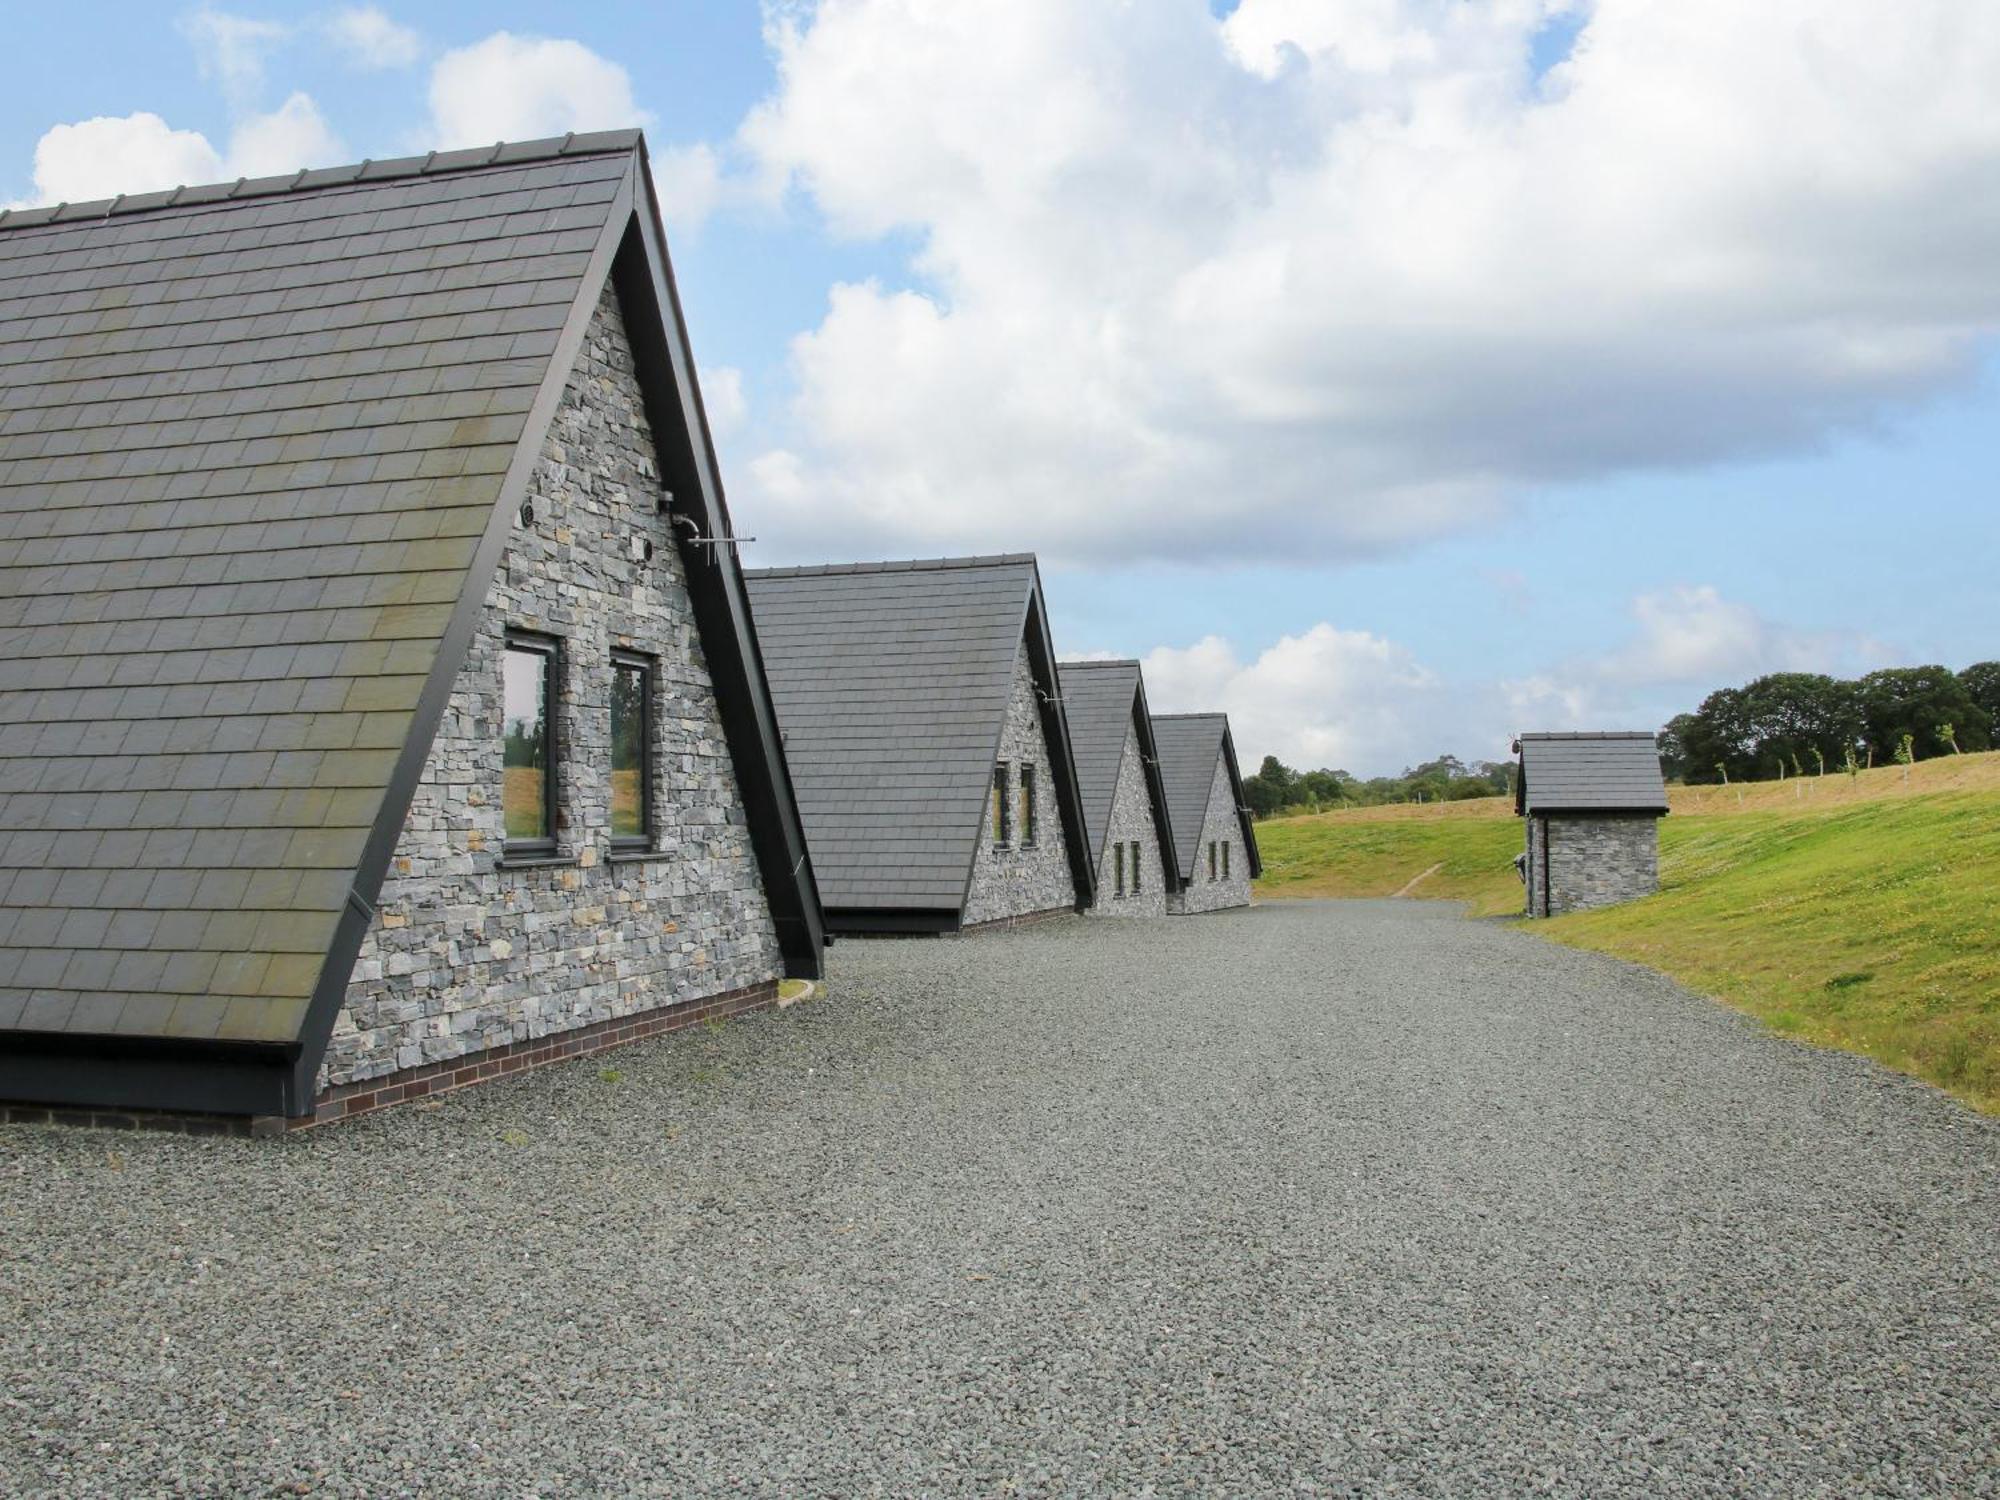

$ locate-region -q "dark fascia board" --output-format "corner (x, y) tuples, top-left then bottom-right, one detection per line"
(1022, 576), (1098, 910)
(1128, 672), (1186, 894)
(285, 153), (642, 1115)
(623, 137), (827, 973)
(0, 1030), (296, 1117)
(1216, 723), (1263, 879)
(825, 907), (963, 937)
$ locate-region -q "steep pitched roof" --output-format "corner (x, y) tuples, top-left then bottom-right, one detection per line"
(1151, 713), (1263, 881)
(0, 132), (823, 1116)
(1056, 659), (1179, 886)
(744, 556), (1095, 924)
(1514, 732), (1669, 815)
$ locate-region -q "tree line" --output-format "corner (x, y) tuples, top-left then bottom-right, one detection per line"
(1240, 660), (2000, 818)
(1660, 663), (1999, 784)
(1241, 753), (1512, 818)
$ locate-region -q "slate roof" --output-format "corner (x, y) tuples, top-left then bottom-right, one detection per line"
(0, 131), (824, 1114)
(1055, 659), (1177, 884)
(1151, 713), (1262, 881)
(745, 556), (1094, 921)
(1514, 732), (1669, 815)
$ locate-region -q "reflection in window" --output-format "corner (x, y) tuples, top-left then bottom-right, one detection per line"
(611, 654), (651, 845)
(504, 638), (556, 848)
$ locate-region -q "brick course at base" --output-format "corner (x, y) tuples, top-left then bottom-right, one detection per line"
(1525, 813), (1660, 916)
(1, 980), (780, 1136)
(308, 977), (778, 1128)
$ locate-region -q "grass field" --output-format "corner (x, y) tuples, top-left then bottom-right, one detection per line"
(1255, 752), (2000, 1112)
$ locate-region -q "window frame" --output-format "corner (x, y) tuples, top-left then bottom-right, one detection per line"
(1130, 840), (1142, 894)
(1222, 840), (1231, 880)
(991, 762), (1011, 846)
(502, 631), (560, 856)
(1114, 840), (1126, 898)
(1208, 839), (1218, 882)
(1019, 764), (1037, 847)
(609, 649), (655, 851)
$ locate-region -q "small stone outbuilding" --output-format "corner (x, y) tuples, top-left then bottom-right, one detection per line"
(1515, 732), (1669, 917)
(0, 132), (825, 1127)
(1152, 713), (1260, 914)
(1056, 661), (1180, 917)
(744, 556), (1096, 934)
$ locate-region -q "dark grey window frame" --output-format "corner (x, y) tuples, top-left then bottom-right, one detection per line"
(1208, 839), (1218, 882)
(610, 648), (655, 851)
(1130, 840), (1141, 894)
(1114, 840), (1126, 898)
(1222, 840), (1231, 880)
(502, 630), (561, 858)
(992, 762), (1011, 847)
(1019, 764), (1037, 848)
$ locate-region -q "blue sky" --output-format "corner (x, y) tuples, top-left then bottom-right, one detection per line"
(6, 2), (1995, 776)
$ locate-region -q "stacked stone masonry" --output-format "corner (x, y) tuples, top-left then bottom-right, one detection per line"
(1525, 813), (1660, 917)
(322, 285), (784, 1092)
(1169, 755), (1252, 914)
(1089, 727), (1167, 917)
(962, 646), (1078, 926)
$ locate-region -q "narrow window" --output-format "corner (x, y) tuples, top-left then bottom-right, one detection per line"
(610, 652), (652, 847)
(503, 634), (557, 852)
(1208, 840), (1218, 881)
(991, 763), (1010, 845)
(1114, 841), (1126, 898)
(1222, 841), (1231, 880)
(1130, 840), (1142, 894)
(1019, 765), (1037, 847)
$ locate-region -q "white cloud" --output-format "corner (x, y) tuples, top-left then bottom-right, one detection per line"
(1140, 625), (1472, 774)
(324, 6), (422, 70)
(732, 0), (2000, 565)
(1130, 585), (1895, 774)
(8, 98), (346, 207)
(649, 144), (723, 235)
(1500, 584), (1897, 733)
(426, 33), (650, 149)
(179, 8), (290, 107)
(225, 93), (347, 179)
(703, 366), (749, 439)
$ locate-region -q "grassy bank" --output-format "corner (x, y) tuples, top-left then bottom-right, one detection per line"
(1254, 752), (2000, 1112)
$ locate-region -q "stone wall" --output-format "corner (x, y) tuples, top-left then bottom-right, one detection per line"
(321, 285), (784, 1090)
(1088, 725), (1167, 917)
(963, 645), (1078, 926)
(1168, 754), (1253, 914)
(1525, 813), (1659, 916)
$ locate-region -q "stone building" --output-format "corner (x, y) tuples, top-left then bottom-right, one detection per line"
(0, 132), (825, 1128)
(744, 556), (1097, 934)
(1515, 732), (1669, 917)
(1056, 661), (1180, 916)
(1152, 714), (1261, 914)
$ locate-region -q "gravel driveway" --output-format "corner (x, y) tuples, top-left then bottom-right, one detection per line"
(3, 900), (1996, 1496)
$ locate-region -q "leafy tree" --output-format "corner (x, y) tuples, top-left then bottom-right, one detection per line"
(1858, 666), (1991, 761)
(1961, 661), (2000, 727)
(1657, 714), (1698, 782)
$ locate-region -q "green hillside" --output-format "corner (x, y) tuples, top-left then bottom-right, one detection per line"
(1254, 753), (2000, 1112)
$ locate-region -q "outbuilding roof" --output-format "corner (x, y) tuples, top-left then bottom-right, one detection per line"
(1151, 713), (1262, 881)
(1055, 660), (1180, 887)
(1514, 732), (1670, 815)
(0, 132), (824, 1116)
(744, 556), (1095, 925)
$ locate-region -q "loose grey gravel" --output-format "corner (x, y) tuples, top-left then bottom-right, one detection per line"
(2, 900), (1996, 1497)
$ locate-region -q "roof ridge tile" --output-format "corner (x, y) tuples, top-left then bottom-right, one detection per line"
(0, 128), (645, 234)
